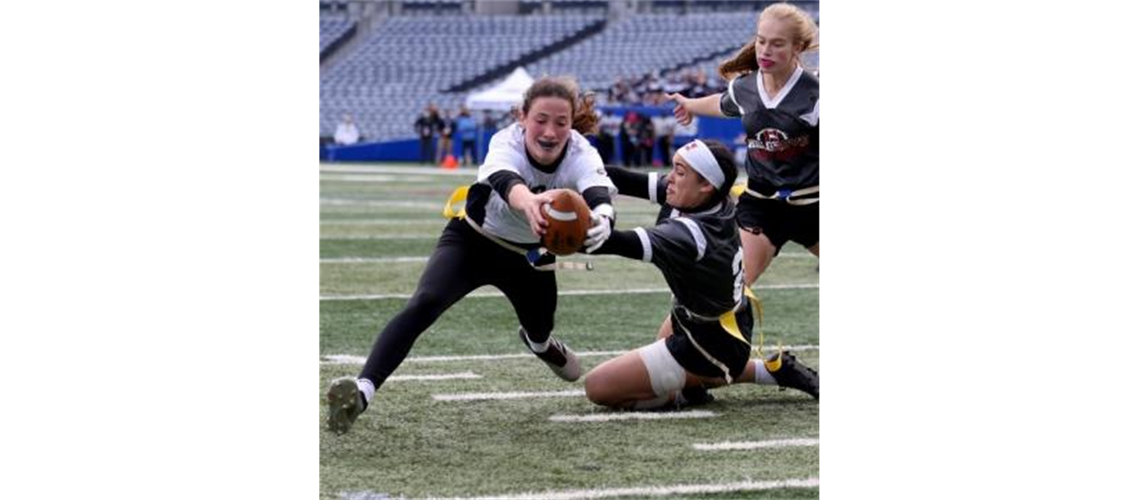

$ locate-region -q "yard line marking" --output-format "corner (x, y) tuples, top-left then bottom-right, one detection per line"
(389, 371), (483, 382)
(321, 348), (820, 369)
(322, 219), (443, 226)
(433, 480), (820, 498)
(321, 235), (444, 241)
(323, 198), (442, 208)
(319, 164), (474, 176)
(684, 439), (820, 453)
(321, 285), (820, 300)
(549, 411), (718, 423)
(430, 391), (583, 403)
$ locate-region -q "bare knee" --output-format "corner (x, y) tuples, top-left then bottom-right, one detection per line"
(584, 370), (619, 407)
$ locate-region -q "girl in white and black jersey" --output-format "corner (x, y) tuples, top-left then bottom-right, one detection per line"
(326, 77), (618, 434)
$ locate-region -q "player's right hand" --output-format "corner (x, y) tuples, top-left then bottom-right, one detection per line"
(665, 92), (694, 126)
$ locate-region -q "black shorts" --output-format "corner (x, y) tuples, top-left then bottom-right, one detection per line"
(735, 194), (819, 252)
(665, 303), (753, 380)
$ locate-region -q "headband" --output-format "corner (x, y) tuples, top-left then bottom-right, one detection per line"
(676, 139), (724, 190)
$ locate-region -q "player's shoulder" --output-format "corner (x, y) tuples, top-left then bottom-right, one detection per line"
(565, 130), (604, 166)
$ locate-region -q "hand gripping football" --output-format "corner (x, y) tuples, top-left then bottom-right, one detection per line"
(540, 189), (591, 256)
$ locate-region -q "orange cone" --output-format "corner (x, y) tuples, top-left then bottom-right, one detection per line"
(441, 154), (458, 170)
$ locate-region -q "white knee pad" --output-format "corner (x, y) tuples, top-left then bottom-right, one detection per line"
(637, 339), (687, 397)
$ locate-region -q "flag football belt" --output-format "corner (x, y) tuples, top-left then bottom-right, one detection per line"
(734, 184), (819, 205)
(444, 185), (583, 272)
(671, 287), (781, 385)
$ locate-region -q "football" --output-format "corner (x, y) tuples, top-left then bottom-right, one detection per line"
(541, 189), (591, 256)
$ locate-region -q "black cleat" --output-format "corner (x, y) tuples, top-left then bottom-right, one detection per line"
(767, 351), (819, 400)
(326, 377), (366, 434)
(677, 386), (716, 409)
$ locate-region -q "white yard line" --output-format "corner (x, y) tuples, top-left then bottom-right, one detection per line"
(386, 372), (482, 382)
(320, 283), (817, 301)
(320, 199), (442, 208)
(692, 438), (819, 451)
(320, 234), (439, 240)
(549, 411), (718, 423)
(320, 345), (818, 365)
(322, 219), (443, 226)
(319, 175), (448, 183)
(320, 164), (478, 176)
(324, 218), (692, 226)
(432, 389), (585, 402)
(424, 477), (819, 500)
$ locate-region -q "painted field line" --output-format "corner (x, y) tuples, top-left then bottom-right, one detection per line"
(322, 219), (442, 226)
(321, 345), (818, 365)
(320, 253), (813, 264)
(320, 234), (438, 240)
(693, 438), (819, 451)
(549, 410), (717, 423)
(320, 199), (441, 208)
(320, 283), (818, 301)
(427, 477), (819, 500)
(432, 389), (584, 401)
(387, 372), (482, 382)
(320, 164), (477, 176)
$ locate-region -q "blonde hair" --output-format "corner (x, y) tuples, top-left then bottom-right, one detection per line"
(519, 76), (599, 136)
(719, 3), (819, 80)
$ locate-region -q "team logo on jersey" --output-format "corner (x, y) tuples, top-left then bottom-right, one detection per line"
(748, 128), (809, 161)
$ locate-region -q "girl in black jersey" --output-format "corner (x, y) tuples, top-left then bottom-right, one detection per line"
(662, 3), (819, 346)
(584, 140), (818, 410)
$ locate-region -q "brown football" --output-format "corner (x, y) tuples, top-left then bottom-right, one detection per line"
(541, 189), (591, 256)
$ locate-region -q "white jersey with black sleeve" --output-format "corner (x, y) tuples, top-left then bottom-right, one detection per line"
(470, 123), (616, 245)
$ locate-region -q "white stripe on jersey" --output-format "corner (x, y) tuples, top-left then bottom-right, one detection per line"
(674, 217), (707, 261)
(633, 227), (652, 262)
(647, 172), (659, 203)
(727, 76), (743, 115)
(799, 99), (820, 126)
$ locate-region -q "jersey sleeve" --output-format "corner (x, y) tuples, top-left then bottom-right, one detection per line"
(719, 76), (745, 117)
(571, 146), (617, 197)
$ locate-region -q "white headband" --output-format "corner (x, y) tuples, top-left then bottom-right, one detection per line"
(676, 139), (724, 190)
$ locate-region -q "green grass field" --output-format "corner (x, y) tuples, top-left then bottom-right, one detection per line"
(320, 163), (819, 500)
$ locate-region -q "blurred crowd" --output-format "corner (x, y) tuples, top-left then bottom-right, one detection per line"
(604, 68), (728, 106)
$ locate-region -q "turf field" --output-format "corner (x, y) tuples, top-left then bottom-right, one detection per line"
(320, 163), (820, 500)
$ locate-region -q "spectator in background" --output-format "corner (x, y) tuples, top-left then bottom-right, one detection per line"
(334, 114), (361, 146)
(652, 114), (676, 167)
(619, 111), (639, 167)
(455, 108), (478, 166)
(437, 109), (455, 164)
(414, 106), (437, 165)
(597, 111), (621, 165)
(636, 112), (655, 167)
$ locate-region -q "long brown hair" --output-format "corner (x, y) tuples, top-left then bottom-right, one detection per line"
(519, 76), (599, 136)
(718, 3), (819, 80)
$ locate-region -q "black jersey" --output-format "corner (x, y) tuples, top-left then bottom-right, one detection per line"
(598, 167), (754, 378)
(639, 201), (744, 318)
(602, 169), (745, 318)
(720, 66), (819, 192)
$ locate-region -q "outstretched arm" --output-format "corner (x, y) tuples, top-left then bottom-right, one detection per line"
(665, 93), (725, 126)
(605, 166), (667, 204)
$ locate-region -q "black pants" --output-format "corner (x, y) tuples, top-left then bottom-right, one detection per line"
(359, 219), (558, 388)
(460, 140), (477, 165)
(419, 137), (433, 164)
